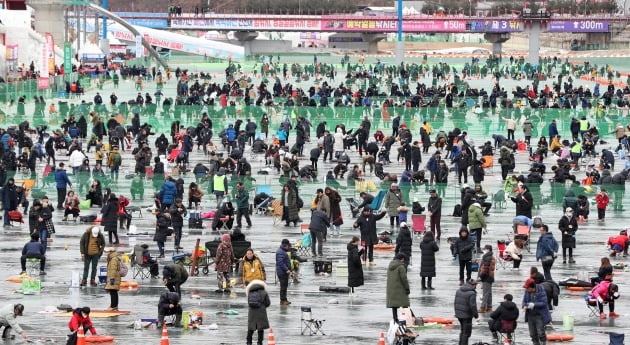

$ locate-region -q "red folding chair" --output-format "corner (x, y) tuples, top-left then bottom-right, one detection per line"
(411, 214), (426, 236)
(496, 240), (513, 269)
(8, 210), (23, 225)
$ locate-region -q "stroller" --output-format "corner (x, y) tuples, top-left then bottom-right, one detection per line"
(254, 193), (273, 215)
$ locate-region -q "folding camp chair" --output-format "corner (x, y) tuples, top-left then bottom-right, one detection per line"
(482, 155), (494, 175)
(492, 189), (507, 209)
(585, 296), (600, 317)
(496, 240), (513, 269)
(293, 225), (312, 257)
(411, 214), (426, 236)
(131, 245), (152, 280)
(256, 184), (271, 196)
(301, 306), (325, 336)
(271, 199), (283, 226)
(369, 190), (387, 210)
(514, 225), (531, 253)
(8, 210), (24, 225)
(497, 319), (516, 345)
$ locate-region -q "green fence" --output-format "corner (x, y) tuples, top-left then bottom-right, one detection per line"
(0, 73), (96, 103)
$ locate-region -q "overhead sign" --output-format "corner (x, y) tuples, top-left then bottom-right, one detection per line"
(322, 19), (396, 32)
(404, 20), (466, 32)
(470, 20), (523, 32)
(114, 12), (168, 29)
(171, 18), (321, 31)
(547, 20), (609, 32)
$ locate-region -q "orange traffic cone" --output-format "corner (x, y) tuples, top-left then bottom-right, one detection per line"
(377, 331), (385, 345)
(160, 324), (170, 345)
(267, 327), (275, 345)
(76, 327), (86, 345)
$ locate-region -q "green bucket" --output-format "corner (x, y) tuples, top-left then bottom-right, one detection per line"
(563, 314), (574, 331)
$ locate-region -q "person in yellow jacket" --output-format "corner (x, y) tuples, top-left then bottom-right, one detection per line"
(241, 248), (266, 287)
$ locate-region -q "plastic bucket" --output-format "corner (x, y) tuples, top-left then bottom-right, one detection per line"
(563, 315), (574, 331)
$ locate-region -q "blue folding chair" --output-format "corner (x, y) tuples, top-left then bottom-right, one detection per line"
(369, 190), (387, 210)
(256, 185), (272, 196)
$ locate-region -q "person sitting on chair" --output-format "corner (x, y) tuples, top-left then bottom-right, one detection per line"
(140, 244), (160, 278)
(489, 294), (519, 343)
(19, 233), (46, 275)
(157, 290), (182, 328)
(212, 201), (234, 231)
(590, 279), (620, 319)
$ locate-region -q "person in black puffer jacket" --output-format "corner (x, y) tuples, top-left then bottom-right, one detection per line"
(395, 222), (412, 268)
(488, 294), (519, 342)
(453, 227), (475, 284)
(454, 279), (479, 345)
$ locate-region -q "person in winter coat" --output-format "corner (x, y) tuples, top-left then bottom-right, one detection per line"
(347, 236), (364, 294)
(419, 231), (439, 290)
(281, 184), (299, 227)
(246, 280), (271, 345)
(79, 226), (105, 286)
(104, 247), (120, 311)
(163, 263), (188, 297)
(333, 128), (344, 155)
(532, 273), (560, 311)
(454, 227), (475, 284)
(511, 183), (533, 218)
(558, 207), (578, 264)
(523, 118), (533, 144)
(154, 210), (171, 257)
(386, 253), (410, 323)
(411, 141), (422, 172)
(505, 238), (524, 269)
(309, 209), (330, 257)
(478, 245), (496, 313)
(214, 234), (234, 293)
(395, 222), (413, 268)
(498, 147), (513, 181)
(590, 279), (620, 319)
(157, 290), (182, 328)
(454, 279), (479, 345)
(471, 158), (485, 185)
(522, 278), (551, 345)
(275, 239), (292, 306)
(427, 189), (442, 240)
(101, 194), (119, 245)
(169, 199), (187, 250)
(488, 294), (519, 342)
(353, 207), (386, 264)
(536, 224), (559, 281)
(383, 184), (403, 228)
(435, 159), (449, 197)
(467, 202), (486, 252)
(68, 307), (97, 335)
(315, 188), (331, 218)
(595, 189), (610, 221)
(325, 187), (343, 236)
(241, 249), (266, 286)
(159, 177), (178, 211)
(54, 163), (73, 209)
(19, 233), (46, 275)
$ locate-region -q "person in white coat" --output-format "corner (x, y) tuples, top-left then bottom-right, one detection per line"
(69, 149), (86, 175)
(333, 128), (344, 156)
(0, 304), (27, 341)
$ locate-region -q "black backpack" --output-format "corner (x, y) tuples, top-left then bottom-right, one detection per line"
(452, 204), (462, 217)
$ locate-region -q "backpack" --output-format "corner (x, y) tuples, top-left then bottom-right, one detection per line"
(301, 232), (312, 247)
(452, 204), (462, 217)
(248, 289), (264, 309)
(119, 261), (128, 277)
(112, 152), (122, 166)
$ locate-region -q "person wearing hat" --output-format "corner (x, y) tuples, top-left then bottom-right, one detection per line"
(522, 278), (551, 345)
(395, 222), (412, 269)
(215, 234), (234, 293)
(79, 226), (106, 286)
(454, 227), (475, 285)
(0, 304), (27, 340)
(275, 239), (292, 306)
(157, 290), (183, 328)
(104, 247), (121, 311)
(19, 232), (46, 276)
(454, 279), (479, 345)
(558, 207), (578, 264)
(353, 207), (387, 265)
(477, 245), (495, 313)
(68, 306), (97, 343)
(162, 263), (188, 297)
(383, 183), (402, 229)
(154, 210), (171, 258)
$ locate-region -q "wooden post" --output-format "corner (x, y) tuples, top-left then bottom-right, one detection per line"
(190, 238), (200, 276)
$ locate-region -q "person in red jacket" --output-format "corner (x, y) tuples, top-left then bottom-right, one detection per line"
(589, 280), (620, 319)
(607, 230), (629, 257)
(595, 189), (610, 221)
(68, 307), (97, 335)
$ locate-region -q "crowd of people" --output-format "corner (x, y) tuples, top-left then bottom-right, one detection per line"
(0, 53), (628, 345)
